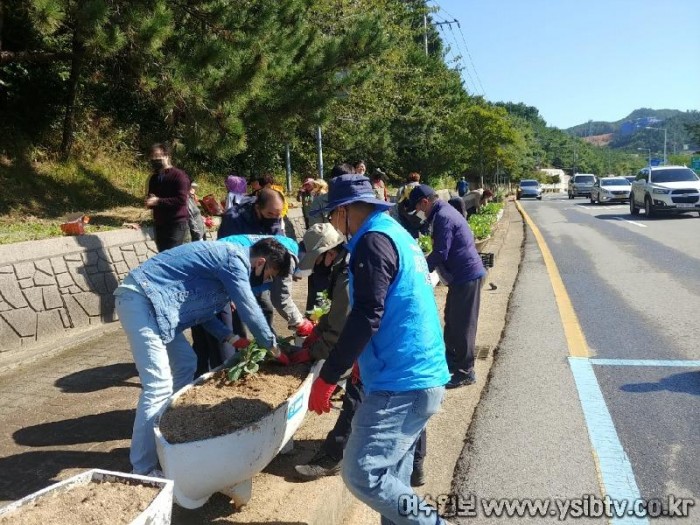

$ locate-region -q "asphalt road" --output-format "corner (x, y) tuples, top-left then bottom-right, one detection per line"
(452, 194), (699, 524)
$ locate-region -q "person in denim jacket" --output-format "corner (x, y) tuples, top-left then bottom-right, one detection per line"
(114, 238), (291, 476)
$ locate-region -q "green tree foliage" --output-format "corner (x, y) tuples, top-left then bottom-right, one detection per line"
(684, 123), (700, 152)
(0, 0), (646, 188)
(1, 0), (385, 162)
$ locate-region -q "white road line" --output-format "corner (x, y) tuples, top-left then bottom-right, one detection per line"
(568, 358), (648, 525)
(591, 359), (700, 367)
(612, 217), (647, 228)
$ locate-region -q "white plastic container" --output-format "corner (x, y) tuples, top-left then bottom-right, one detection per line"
(0, 469), (173, 525)
(154, 361), (322, 509)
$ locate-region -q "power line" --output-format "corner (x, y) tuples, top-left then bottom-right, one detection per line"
(428, 1), (487, 97)
(446, 24), (482, 96)
(430, 12), (479, 94)
(453, 21), (486, 96)
(435, 22), (479, 95)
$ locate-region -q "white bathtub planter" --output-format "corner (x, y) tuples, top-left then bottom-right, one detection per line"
(0, 469), (173, 525)
(154, 361), (322, 510)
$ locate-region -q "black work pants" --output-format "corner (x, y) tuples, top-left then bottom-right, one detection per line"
(322, 380), (426, 471)
(230, 291), (275, 339)
(192, 324), (223, 379)
(154, 221), (187, 252)
(444, 277), (483, 374)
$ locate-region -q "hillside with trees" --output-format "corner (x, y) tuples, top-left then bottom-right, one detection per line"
(566, 109), (700, 154)
(0, 0), (661, 242)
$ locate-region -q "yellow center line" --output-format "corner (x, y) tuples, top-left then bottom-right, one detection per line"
(515, 201), (591, 358)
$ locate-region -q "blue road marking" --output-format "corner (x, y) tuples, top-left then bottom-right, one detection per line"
(591, 359), (700, 367)
(568, 357), (648, 525)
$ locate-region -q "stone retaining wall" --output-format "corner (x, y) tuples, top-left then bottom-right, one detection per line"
(0, 207), (307, 356)
(0, 229), (158, 354)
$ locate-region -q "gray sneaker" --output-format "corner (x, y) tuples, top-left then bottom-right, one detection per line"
(294, 452), (341, 480)
(446, 369), (476, 389)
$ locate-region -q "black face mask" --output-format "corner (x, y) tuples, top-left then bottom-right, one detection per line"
(259, 217), (278, 229)
(150, 159), (165, 172)
(249, 269), (264, 288)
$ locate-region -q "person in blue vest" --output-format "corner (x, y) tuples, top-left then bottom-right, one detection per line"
(307, 174), (451, 525)
(114, 238), (291, 477)
(456, 176), (469, 197)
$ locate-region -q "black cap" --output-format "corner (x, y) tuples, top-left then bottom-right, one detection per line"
(407, 184), (437, 211)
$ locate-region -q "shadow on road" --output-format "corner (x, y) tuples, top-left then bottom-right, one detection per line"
(55, 363), (139, 393)
(172, 490), (309, 524)
(0, 448), (129, 502)
(620, 371), (700, 396)
(13, 409), (134, 446)
(261, 438), (325, 483)
(594, 212), (696, 222)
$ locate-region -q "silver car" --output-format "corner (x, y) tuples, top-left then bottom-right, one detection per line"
(590, 177), (631, 204)
(517, 179), (542, 200)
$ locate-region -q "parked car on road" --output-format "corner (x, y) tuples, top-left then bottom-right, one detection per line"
(590, 177), (631, 204)
(517, 179), (543, 200)
(629, 166), (700, 217)
(568, 174), (597, 199)
(624, 176), (637, 184)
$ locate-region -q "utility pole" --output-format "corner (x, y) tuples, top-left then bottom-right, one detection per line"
(423, 14), (429, 56)
(285, 143), (292, 193)
(645, 126), (667, 165)
(316, 126), (324, 179)
(433, 19), (459, 33)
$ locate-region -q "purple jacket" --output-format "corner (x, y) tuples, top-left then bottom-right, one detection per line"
(426, 200), (486, 285)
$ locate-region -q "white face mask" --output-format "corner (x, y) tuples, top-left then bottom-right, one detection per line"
(415, 210), (427, 222)
(329, 207), (349, 243)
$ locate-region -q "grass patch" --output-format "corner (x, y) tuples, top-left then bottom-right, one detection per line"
(0, 151), (231, 245)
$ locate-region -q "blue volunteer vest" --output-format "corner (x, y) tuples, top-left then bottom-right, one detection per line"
(347, 212), (450, 393)
(219, 234), (299, 295)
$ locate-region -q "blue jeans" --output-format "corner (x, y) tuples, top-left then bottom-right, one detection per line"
(342, 386), (446, 525)
(115, 289), (196, 474)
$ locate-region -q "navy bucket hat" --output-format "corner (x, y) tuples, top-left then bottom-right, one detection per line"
(312, 175), (394, 216)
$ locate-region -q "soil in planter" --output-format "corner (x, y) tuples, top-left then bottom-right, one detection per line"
(0, 480), (160, 525)
(159, 362), (311, 444)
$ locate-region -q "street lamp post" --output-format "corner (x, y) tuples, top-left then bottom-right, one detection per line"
(645, 127), (667, 165)
(637, 147), (651, 167)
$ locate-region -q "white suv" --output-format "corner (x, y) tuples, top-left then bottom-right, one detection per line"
(629, 166), (700, 217)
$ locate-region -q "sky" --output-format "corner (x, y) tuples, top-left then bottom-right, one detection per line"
(433, 0), (700, 129)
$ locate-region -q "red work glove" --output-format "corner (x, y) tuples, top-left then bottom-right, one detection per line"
(233, 337), (250, 349)
(276, 352), (290, 366)
(308, 377), (336, 415)
(351, 361), (361, 385)
(301, 329), (320, 350)
(225, 334), (250, 349)
(288, 348), (312, 365)
(295, 318), (314, 337)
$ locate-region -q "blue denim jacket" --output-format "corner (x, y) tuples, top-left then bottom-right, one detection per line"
(117, 241), (275, 347)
